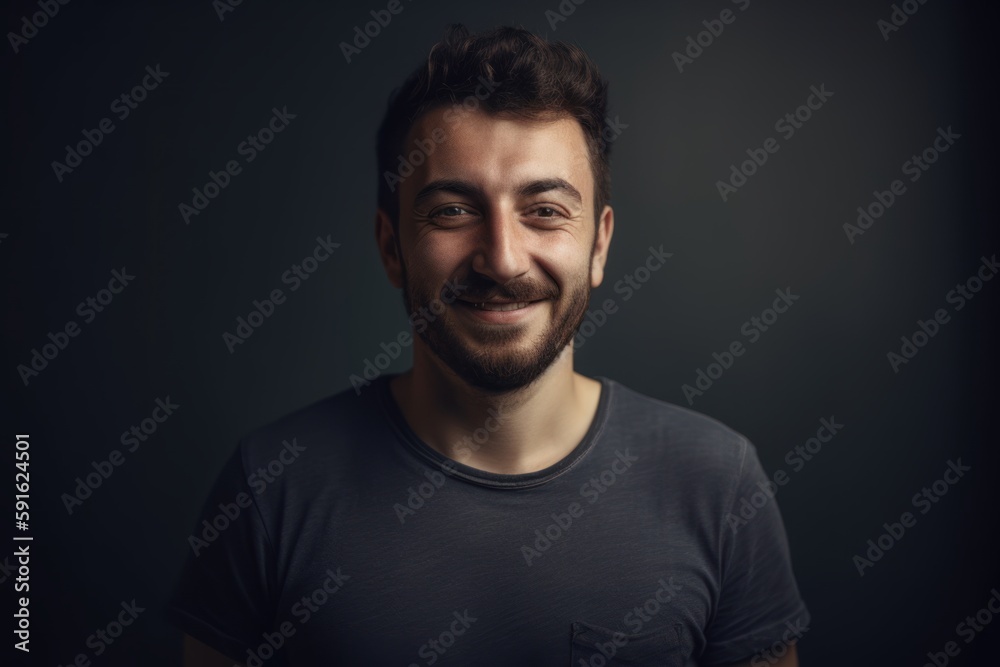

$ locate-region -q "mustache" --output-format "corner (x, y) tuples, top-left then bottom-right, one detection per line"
(452, 274), (559, 302)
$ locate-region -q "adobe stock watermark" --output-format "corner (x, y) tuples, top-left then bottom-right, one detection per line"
(221, 235), (340, 353)
(624, 577), (683, 634)
(577, 578), (684, 666)
(213, 0), (245, 21)
(844, 126), (961, 244)
(681, 288), (800, 405)
(11, 546), (29, 652)
(520, 449), (639, 566)
(749, 614), (810, 667)
(340, 0), (415, 63)
(671, 0), (751, 73)
(596, 114), (629, 152)
(573, 245), (672, 350)
(60, 396), (180, 515)
(51, 64), (170, 182)
(240, 566), (350, 666)
(921, 587), (1000, 667)
(383, 82), (502, 193)
(0, 553), (16, 585)
(407, 610), (478, 667)
(544, 0), (587, 31)
(178, 106), (297, 224)
(716, 84), (834, 202)
(348, 279), (468, 394)
(726, 417), (844, 534)
(7, 0), (72, 54)
(877, 0), (931, 42)
(188, 438), (306, 556)
(886, 253), (996, 373)
(852, 458), (971, 576)
(53, 599), (145, 666)
(16, 267), (136, 387)
(393, 405), (508, 524)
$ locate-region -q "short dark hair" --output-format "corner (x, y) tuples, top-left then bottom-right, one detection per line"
(376, 23), (612, 228)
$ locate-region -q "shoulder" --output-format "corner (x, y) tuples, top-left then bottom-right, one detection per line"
(234, 380), (386, 490)
(601, 376), (752, 488)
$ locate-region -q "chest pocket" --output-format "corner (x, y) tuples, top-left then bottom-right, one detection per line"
(570, 620), (689, 666)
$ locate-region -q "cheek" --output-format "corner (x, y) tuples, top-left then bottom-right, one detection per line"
(409, 235), (467, 279)
(535, 233), (592, 286)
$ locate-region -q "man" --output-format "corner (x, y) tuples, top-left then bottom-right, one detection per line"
(169, 24), (809, 666)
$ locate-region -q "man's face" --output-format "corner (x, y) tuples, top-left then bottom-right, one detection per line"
(385, 106), (611, 392)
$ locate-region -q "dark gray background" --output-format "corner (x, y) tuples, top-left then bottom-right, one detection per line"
(3, 0), (998, 664)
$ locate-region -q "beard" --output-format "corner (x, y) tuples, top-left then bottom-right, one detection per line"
(398, 252), (593, 393)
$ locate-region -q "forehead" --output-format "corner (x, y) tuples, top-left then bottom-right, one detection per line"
(401, 106), (593, 200)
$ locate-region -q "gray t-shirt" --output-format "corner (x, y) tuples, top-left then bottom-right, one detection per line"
(167, 373), (809, 666)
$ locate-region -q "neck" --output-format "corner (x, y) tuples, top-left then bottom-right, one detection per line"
(389, 339), (601, 474)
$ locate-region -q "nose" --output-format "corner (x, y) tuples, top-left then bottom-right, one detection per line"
(470, 210), (531, 285)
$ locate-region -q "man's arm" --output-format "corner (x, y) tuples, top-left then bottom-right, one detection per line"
(182, 633), (245, 667)
(720, 643), (799, 667)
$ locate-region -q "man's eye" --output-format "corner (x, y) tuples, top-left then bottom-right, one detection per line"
(432, 206), (472, 218)
(531, 207), (562, 218)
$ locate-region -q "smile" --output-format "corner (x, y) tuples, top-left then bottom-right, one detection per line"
(468, 301), (532, 311)
(455, 299), (547, 323)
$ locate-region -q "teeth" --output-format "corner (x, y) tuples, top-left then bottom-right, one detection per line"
(474, 301), (530, 311)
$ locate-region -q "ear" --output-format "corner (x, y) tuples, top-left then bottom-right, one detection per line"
(375, 207), (404, 289)
(590, 204), (615, 289)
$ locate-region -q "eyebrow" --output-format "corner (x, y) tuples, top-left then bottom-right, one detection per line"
(413, 178), (583, 208)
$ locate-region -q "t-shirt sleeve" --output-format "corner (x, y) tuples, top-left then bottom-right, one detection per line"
(701, 437), (811, 665)
(165, 441), (277, 663)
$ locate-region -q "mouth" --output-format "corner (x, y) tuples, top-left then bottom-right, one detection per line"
(461, 300), (539, 312)
(454, 298), (548, 323)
